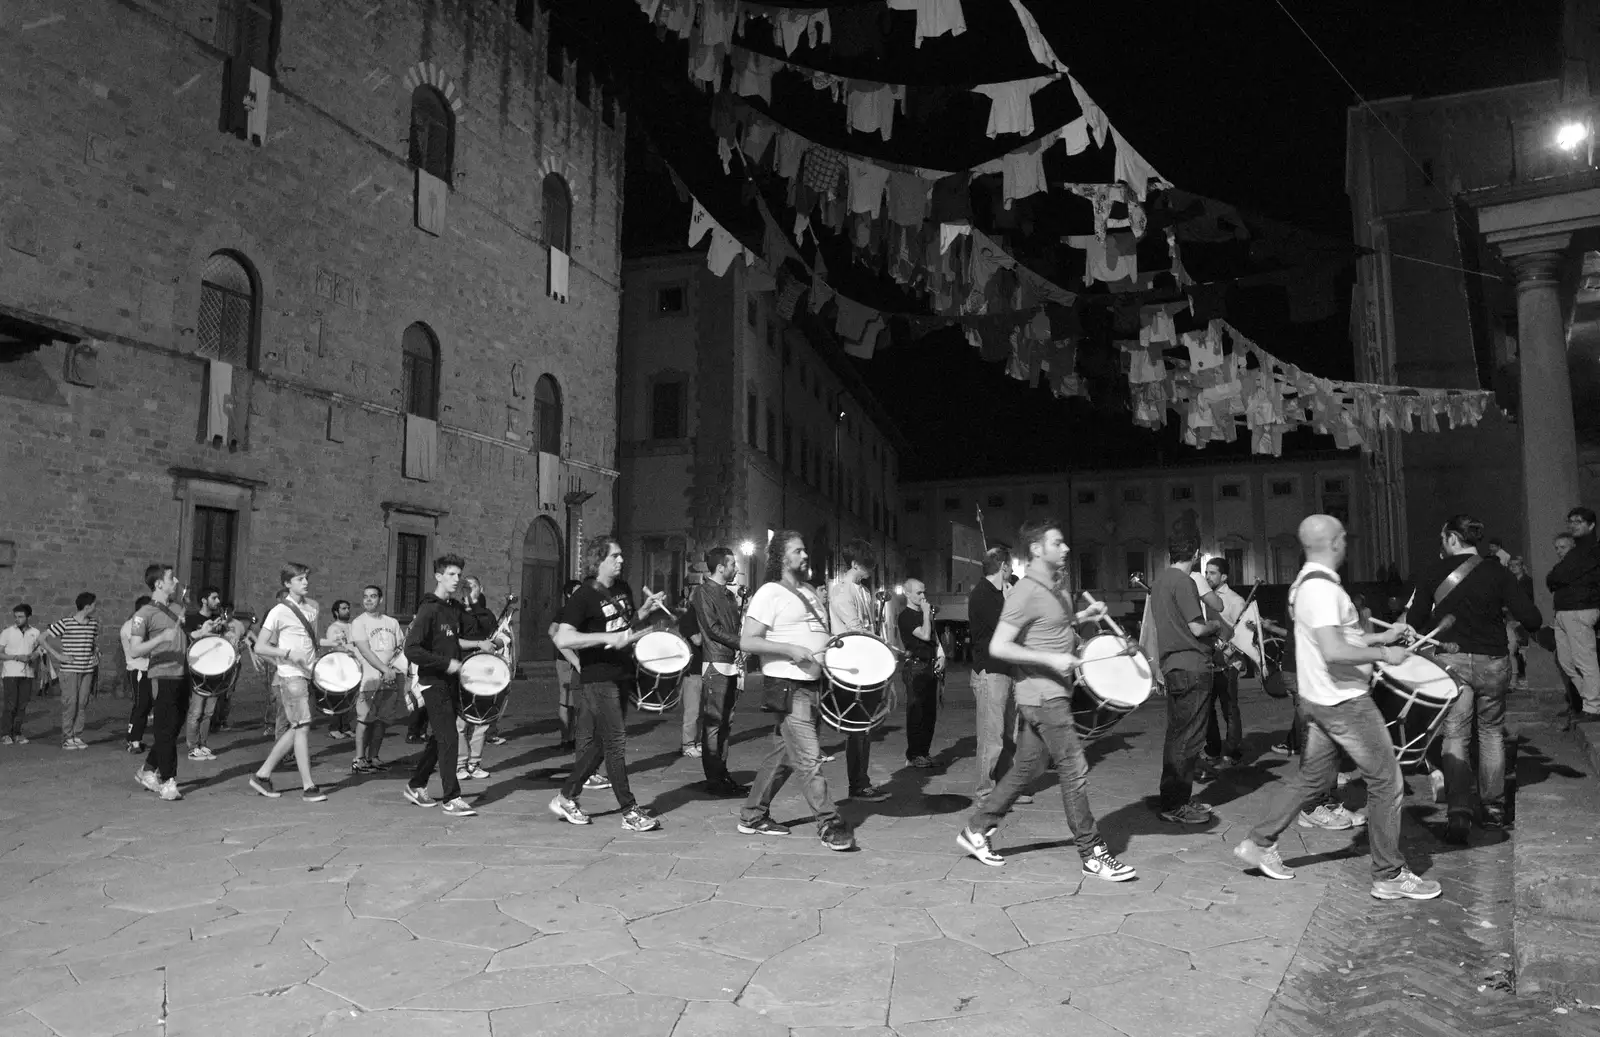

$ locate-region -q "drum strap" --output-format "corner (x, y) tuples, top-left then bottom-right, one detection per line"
(1432, 555), (1482, 606)
(778, 582), (833, 635)
(282, 601), (322, 653)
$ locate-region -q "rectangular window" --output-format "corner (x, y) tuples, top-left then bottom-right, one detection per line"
(394, 532), (428, 618)
(190, 506), (237, 604)
(765, 410), (777, 461)
(1078, 552), (1100, 591)
(642, 539), (683, 604)
(654, 285), (684, 314)
(1269, 478), (1296, 498)
(1031, 492), (1049, 506)
(1272, 543), (1299, 583)
(905, 498), (923, 513)
(1076, 489), (1097, 505)
(197, 280), (253, 367)
(1219, 482), (1244, 499)
(746, 391), (757, 446)
(1122, 486), (1146, 504)
(987, 494), (1006, 509)
(1323, 477), (1348, 494)
(1170, 485), (1194, 502)
(1224, 548), (1246, 582)
(943, 497), (961, 512)
(650, 381), (684, 439)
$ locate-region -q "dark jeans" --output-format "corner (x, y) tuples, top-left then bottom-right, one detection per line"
(125, 671), (152, 741)
(698, 670), (738, 785)
(1158, 667), (1215, 810)
(407, 704), (430, 740)
(904, 665), (939, 760)
(1248, 694), (1407, 882)
(143, 678), (189, 783)
(408, 683), (461, 801)
(969, 697), (1103, 859)
(1204, 666), (1242, 759)
(846, 730), (873, 792)
(1435, 652), (1511, 818)
(741, 680), (839, 833)
(1, 677), (30, 736)
(562, 681), (635, 810)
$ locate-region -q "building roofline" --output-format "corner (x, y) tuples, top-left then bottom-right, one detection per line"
(1350, 78), (1559, 115)
(900, 450), (1360, 489)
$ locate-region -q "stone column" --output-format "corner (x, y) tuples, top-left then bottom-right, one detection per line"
(1510, 241), (1580, 619)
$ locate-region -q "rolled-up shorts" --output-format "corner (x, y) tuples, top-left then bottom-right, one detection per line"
(275, 675), (313, 728)
(357, 677), (401, 724)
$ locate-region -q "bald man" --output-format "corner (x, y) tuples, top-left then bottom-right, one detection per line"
(1234, 515), (1442, 901)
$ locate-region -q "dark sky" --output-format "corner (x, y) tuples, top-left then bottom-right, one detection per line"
(594, 0), (1563, 479)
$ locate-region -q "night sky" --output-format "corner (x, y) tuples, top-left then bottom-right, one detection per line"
(582, 0), (1563, 479)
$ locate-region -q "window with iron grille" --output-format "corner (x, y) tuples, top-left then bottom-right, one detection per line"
(542, 174), (572, 253)
(535, 375), (562, 455)
(190, 506), (237, 604)
(409, 87), (454, 182)
(394, 532), (428, 618)
(196, 252), (257, 367)
(401, 324), (439, 419)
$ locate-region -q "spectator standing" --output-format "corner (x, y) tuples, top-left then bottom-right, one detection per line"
(1547, 508), (1600, 722)
(42, 592), (100, 750)
(1507, 557), (1535, 689)
(968, 547), (1025, 803)
(120, 596), (153, 752)
(1, 604), (42, 744)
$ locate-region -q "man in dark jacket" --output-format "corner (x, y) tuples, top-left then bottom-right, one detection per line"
(1407, 515), (1542, 840)
(1547, 507), (1600, 721)
(402, 553), (475, 816)
(690, 547), (748, 797)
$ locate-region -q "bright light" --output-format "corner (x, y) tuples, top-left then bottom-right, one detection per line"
(895, 584), (904, 596)
(739, 540), (756, 557)
(1557, 121), (1590, 151)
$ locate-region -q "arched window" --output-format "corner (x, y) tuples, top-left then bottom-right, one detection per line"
(409, 86), (454, 182)
(542, 174), (572, 253)
(196, 251), (258, 367)
(401, 323), (440, 419)
(535, 374), (562, 455)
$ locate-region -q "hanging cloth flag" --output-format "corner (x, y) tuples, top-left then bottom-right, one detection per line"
(887, 0), (967, 47)
(688, 199), (716, 247)
(1007, 0), (1069, 72)
(970, 75), (1059, 137)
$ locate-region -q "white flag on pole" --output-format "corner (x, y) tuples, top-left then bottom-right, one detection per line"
(1230, 601), (1263, 669)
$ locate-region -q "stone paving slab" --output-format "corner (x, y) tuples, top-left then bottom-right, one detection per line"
(0, 671), (1591, 1034)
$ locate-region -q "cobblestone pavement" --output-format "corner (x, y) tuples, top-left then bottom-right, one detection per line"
(0, 670), (1593, 1036)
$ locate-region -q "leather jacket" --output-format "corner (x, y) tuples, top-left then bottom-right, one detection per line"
(692, 580), (742, 665)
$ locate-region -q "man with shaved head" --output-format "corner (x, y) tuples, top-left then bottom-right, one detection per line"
(1235, 515), (1443, 901)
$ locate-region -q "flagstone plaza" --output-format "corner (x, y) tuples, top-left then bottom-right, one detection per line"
(0, 671), (1593, 1037)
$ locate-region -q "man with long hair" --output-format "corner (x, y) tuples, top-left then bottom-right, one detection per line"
(955, 520), (1134, 880)
(738, 531), (855, 850)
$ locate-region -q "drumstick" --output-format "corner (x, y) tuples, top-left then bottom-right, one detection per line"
(1406, 616), (1455, 653)
(1078, 592), (1130, 640)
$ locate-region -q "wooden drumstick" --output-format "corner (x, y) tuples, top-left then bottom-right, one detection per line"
(1406, 616), (1455, 653)
(1078, 592), (1129, 640)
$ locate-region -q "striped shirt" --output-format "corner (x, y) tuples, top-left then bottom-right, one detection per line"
(46, 616), (101, 673)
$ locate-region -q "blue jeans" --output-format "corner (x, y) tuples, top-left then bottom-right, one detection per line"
(968, 697), (1103, 859)
(741, 680), (838, 833)
(1434, 653), (1510, 818)
(972, 669), (1017, 798)
(1248, 694), (1408, 882)
(1158, 667), (1215, 810)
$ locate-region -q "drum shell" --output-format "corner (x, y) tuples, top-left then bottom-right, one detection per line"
(1070, 634), (1153, 740)
(457, 652), (513, 724)
(311, 653), (362, 716)
(633, 631), (692, 713)
(186, 635), (239, 698)
(1370, 656), (1461, 767)
(818, 633), (899, 733)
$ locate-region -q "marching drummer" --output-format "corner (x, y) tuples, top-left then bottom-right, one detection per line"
(1234, 514), (1443, 901)
(248, 563), (329, 804)
(181, 587), (229, 762)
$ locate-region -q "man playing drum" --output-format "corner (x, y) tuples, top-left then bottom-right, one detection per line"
(955, 520), (1136, 880)
(828, 538), (891, 803)
(128, 566), (190, 802)
(181, 587), (229, 761)
(249, 564), (329, 803)
(348, 585), (404, 774)
(1406, 515), (1541, 843)
(401, 554), (478, 817)
(1235, 514), (1442, 900)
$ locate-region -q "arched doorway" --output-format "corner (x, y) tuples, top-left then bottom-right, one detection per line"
(520, 517), (563, 662)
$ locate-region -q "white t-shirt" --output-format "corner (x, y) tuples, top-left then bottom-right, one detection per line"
(0, 625), (40, 679)
(349, 612), (403, 682)
(261, 599), (320, 679)
(1291, 564), (1370, 706)
(747, 581), (831, 681)
(119, 617), (148, 673)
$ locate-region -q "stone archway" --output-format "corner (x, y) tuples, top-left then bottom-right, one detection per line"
(519, 516), (563, 661)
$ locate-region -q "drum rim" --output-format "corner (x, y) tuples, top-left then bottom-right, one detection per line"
(822, 633), (898, 691)
(635, 630), (693, 676)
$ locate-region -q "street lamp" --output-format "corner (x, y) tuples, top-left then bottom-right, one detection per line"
(1556, 120), (1590, 151)
(738, 540), (756, 596)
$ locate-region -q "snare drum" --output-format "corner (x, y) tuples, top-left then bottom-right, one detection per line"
(1071, 634), (1154, 740)
(311, 652), (362, 715)
(186, 635), (239, 697)
(819, 632), (898, 733)
(1370, 654), (1463, 767)
(457, 651), (512, 725)
(633, 630), (693, 712)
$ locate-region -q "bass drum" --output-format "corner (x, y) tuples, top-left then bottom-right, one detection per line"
(458, 652), (512, 725)
(632, 630), (692, 712)
(818, 633), (898, 733)
(1370, 654), (1462, 767)
(186, 635), (238, 697)
(311, 652), (362, 715)
(1071, 634), (1154, 740)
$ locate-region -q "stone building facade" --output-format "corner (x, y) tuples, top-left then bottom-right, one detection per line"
(617, 251), (904, 601)
(0, 0), (624, 669)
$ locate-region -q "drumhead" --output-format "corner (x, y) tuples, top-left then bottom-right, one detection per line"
(312, 652), (362, 693)
(635, 630), (693, 677)
(187, 635), (238, 676)
(1379, 656), (1458, 701)
(460, 652), (512, 697)
(1077, 634), (1153, 707)
(822, 633), (898, 690)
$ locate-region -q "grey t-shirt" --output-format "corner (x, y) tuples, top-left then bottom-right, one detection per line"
(1147, 567), (1208, 673)
(130, 602), (187, 679)
(1000, 576), (1079, 706)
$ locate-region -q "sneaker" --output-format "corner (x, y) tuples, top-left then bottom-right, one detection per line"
(465, 763), (490, 779)
(1269, 742), (1293, 756)
(849, 785), (891, 802)
(621, 807), (660, 832)
(135, 768), (162, 793)
(1199, 753), (1222, 770)
(486, 734), (508, 746)
(455, 768), (470, 781)
(1479, 808), (1509, 830)
(198, 747), (216, 759)
(820, 820), (856, 852)
(583, 774), (612, 791)
(73, 736), (89, 748)
(301, 786), (327, 803)
(1015, 794), (1035, 805)
(350, 759), (375, 774)
(1429, 769), (1446, 803)
(157, 779), (183, 802)
(249, 774), (282, 798)
(1082, 845), (1137, 882)
(0, 736), (12, 745)
(820, 753), (837, 763)
(908, 755), (937, 769)
(681, 744), (703, 758)
(956, 826), (1005, 867)
(1297, 804), (1354, 830)
(187, 748), (209, 761)
(548, 794), (590, 825)
(1222, 755), (1243, 769)
(403, 786), (436, 808)
(1371, 868), (1443, 901)
(736, 816), (790, 836)
(404, 734), (425, 744)
(442, 797), (478, 817)
(1234, 839), (1295, 880)
(1336, 769), (1358, 789)
(1332, 805), (1367, 828)
(1158, 802), (1215, 825)
(13, 736), (28, 745)
(365, 758), (390, 771)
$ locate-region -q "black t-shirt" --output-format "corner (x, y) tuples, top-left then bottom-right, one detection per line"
(967, 579), (1006, 672)
(557, 578), (638, 683)
(898, 606), (936, 661)
(677, 601), (702, 667)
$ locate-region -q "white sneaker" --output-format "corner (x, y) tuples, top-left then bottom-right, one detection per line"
(1081, 845), (1137, 882)
(187, 748), (208, 761)
(157, 779), (183, 801)
(956, 826), (1005, 867)
(1429, 769), (1446, 803)
(442, 797), (478, 817)
(1, 736), (12, 746)
(135, 769), (162, 793)
(582, 774), (612, 791)
(1297, 804), (1354, 830)
(1331, 805), (1366, 828)
(548, 794), (590, 825)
